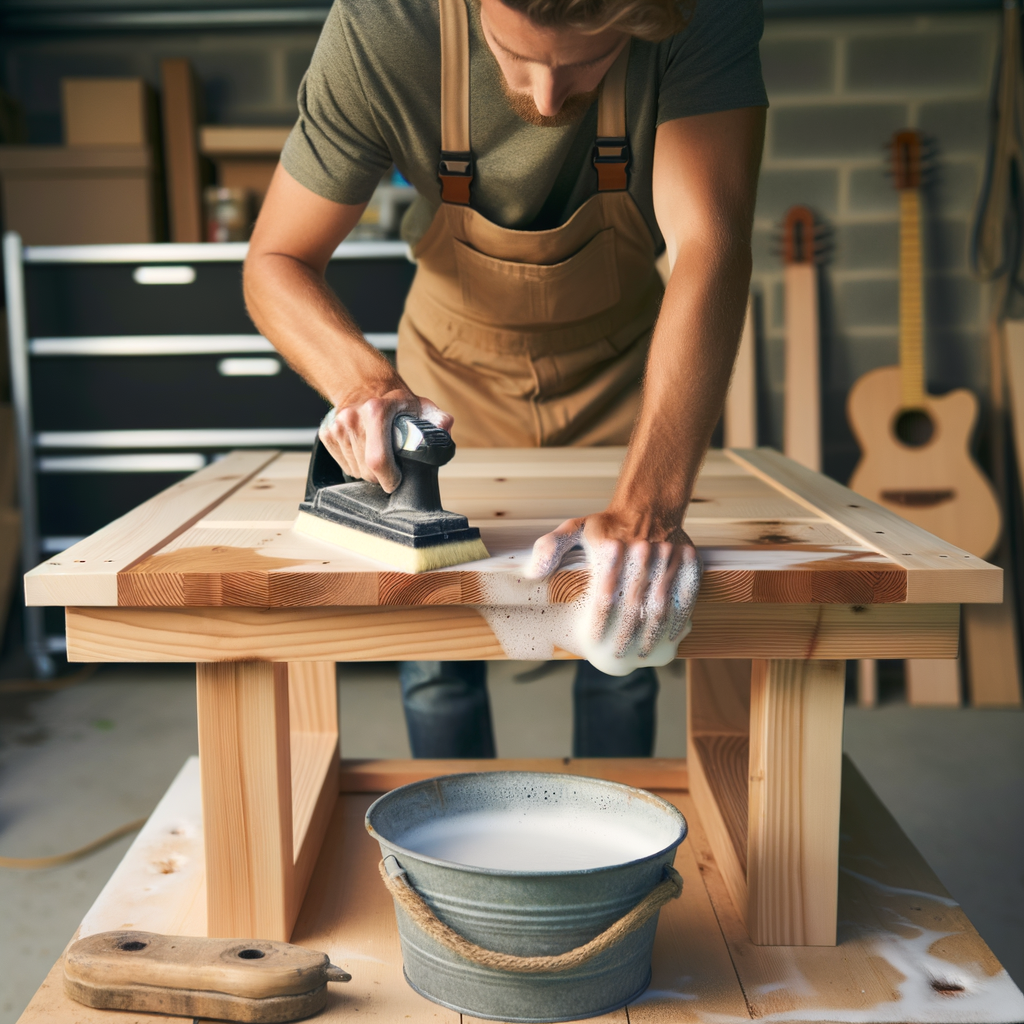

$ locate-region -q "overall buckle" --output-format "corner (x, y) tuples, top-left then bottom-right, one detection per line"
(438, 150), (474, 205)
(593, 137), (630, 191)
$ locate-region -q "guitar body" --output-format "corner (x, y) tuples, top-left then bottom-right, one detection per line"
(848, 366), (1000, 557)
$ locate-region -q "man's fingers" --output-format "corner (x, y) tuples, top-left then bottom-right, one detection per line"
(526, 519), (585, 579)
(636, 543), (678, 658)
(613, 543), (656, 657)
(587, 539), (624, 643)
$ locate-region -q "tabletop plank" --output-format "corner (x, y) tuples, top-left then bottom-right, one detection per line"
(729, 448), (1003, 601)
(24, 450), (280, 606)
(26, 447), (1000, 609)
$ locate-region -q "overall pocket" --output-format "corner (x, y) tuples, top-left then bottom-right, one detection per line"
(453, 228), (621, 326)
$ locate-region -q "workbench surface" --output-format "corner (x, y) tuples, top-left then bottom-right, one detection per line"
(18, 756), (1024, 1024)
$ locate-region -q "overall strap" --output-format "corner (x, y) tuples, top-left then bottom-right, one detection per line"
(594, 41), (631, 191)
(438, 0), (473, 204)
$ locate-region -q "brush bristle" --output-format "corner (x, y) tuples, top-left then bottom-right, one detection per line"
(294, 510), (489, 572)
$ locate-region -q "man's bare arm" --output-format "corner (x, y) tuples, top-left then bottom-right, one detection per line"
(529, 107), (765, 658)
(244, 164), (451, 491)
(618, 106), (765, 530)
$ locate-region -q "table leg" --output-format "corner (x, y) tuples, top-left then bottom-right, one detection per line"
(687, 657), (845, 946)
(196, 661), (338, 941)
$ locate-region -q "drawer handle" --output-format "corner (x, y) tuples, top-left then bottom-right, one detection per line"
(218, 357), (282, 377)
(133, 266), (196, 285)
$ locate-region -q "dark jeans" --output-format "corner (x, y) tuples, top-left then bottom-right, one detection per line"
(399, 660), (658, 758)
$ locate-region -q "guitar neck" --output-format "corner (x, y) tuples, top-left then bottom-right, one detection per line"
(899, 188), (926, 406)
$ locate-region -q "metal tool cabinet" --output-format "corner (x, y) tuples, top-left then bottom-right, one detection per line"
(2, 232), (415, 674)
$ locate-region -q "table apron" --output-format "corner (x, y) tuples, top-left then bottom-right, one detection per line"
(63, 602), (960, 662)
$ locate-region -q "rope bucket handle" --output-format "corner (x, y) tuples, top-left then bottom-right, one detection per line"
(378, 855), (683, 974)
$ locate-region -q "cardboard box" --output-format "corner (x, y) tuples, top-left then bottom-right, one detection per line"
(199, 125), (289, 207)
(0, 145), (159, 244)
(62, 77), (152, 147)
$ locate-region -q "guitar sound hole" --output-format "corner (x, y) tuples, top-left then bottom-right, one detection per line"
(894, 408), (934, 447)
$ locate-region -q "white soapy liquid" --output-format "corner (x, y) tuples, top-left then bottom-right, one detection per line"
(397, 809), (666, 870)
(473, 536), (699, 676)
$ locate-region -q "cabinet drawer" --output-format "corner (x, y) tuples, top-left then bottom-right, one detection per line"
(31, 354), (330, 431)
(25, 257), (415, 336)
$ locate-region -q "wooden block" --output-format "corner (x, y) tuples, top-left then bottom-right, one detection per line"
(64, 931), (342, 1022)
(783, 262), (821, 472)
(199, 126), (291, 155)
(61, 78), (150, 147)
(0, 145), (157, 245)
(160, 58), (203, 243)
(857, 658), (878, 707)
(747, 658), (845, 945)
(724, 295), (757, 449)
(905, 657), (961, 706)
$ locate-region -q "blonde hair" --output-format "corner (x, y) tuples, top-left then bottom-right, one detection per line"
(498, 0), (692, 41)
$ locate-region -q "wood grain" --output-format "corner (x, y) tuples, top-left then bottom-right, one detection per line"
(729, 447), (1003, 601)
(63, 601), (961, 663)
(197, 662), (295, 941)
(288, 662), (340, 916)
(747, 659), (845, 945)
(686, 660), (751, 928)
(26, 446), (999, 610)
(25, 451), (278, 606)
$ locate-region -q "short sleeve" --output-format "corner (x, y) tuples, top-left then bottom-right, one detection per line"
(280, 2), (394, 205)
(656, 0), (767, 126)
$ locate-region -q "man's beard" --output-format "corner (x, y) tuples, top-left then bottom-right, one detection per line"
(499, 76), (598, 127)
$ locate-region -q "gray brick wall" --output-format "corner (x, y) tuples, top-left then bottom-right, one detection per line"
(753, 13), (999, 480)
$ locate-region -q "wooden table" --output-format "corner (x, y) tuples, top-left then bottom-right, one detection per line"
(20, 446), (1024, 1024)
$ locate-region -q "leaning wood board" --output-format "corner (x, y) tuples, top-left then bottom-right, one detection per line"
(18, 756), (1024, 1024)
(25, 447), (1000, 614)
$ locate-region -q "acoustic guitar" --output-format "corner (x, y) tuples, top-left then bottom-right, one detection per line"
(847, 130), (1001, 558)
(782, 205), (823, 472)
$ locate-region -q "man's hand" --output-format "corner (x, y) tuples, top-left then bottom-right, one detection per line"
(320, 389), (454, 493)
(526, 511), (701, 661)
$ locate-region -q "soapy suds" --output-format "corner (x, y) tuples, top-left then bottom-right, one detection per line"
(396, 808), (667, 870)
(474, 535), (701, 676)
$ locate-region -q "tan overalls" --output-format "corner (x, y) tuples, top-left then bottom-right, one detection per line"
(397, 0), (663, 448)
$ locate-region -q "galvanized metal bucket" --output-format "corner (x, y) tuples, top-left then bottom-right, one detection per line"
(365, 772), (687, 1023)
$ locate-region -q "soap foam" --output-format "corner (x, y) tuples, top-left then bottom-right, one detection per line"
(396, 808), (665, 870)
(474, 536), (700, 676)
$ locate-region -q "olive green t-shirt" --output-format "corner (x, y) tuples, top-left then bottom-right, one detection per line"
(281, 0), (766, 251)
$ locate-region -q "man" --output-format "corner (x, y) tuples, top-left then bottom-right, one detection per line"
(244, 0), (766, 758)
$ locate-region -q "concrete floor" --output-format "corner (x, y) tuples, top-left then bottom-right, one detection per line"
(0, 662), (1021, 1024)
